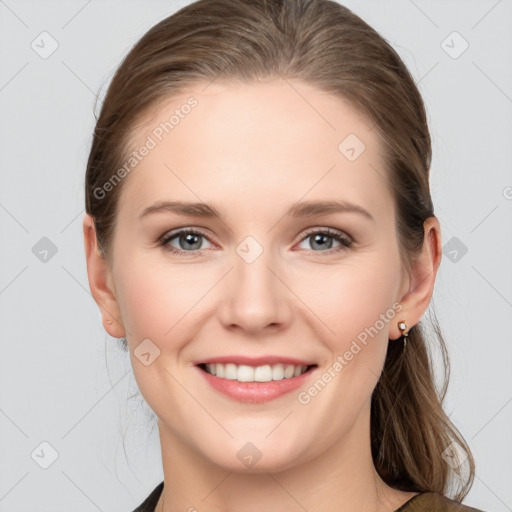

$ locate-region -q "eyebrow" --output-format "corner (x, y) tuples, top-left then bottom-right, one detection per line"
(139, 199), (374, 221)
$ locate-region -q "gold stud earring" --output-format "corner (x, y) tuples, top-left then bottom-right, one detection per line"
(397, 320), (409, 348)
(106, 318), (113, 325)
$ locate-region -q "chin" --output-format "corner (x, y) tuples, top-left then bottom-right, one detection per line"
(214, 452), (302, 474)
(201, 436), (310, 474)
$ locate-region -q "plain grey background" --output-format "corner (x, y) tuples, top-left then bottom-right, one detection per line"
(0, 0), (511, 511)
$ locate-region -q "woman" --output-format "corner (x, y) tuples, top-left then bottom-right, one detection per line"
(83, 0), (487, 510)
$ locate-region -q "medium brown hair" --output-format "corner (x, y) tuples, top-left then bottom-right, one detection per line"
(85, 0), (475, 501)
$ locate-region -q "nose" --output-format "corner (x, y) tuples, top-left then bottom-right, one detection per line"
(216, 245), (293, 335)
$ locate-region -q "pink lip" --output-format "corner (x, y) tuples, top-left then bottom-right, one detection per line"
(194, 355), (316, 366)
(194, 364), (317, 404)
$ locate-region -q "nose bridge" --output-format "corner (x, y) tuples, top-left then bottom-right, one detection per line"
(234, 233), (279, 305)
(218, 233), (291, 332)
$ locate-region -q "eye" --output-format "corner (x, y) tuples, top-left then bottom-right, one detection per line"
(296, 227), (353, 254)
(160, 228), (214, 256)
(159, 227), (353, 256)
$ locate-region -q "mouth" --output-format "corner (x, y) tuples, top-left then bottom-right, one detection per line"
(197, 362), (317, 382)
(194, 360), (318, 403)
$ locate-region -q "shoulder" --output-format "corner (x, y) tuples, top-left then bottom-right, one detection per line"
(396, 491), (488, 512)
(131, 481), (164, 512)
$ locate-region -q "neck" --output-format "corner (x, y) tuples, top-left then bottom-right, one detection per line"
(156, 403), (410, 512)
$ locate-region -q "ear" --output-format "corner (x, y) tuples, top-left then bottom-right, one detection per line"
(82, 213), (126, 338)
(390, 216), (442, 340)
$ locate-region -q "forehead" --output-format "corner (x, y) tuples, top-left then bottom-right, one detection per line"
(119, 78), (392, 221)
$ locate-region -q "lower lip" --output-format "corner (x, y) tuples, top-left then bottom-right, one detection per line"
(196, 366), (315, 403)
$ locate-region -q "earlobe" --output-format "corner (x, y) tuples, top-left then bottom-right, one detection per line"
(82, 213), (126, 338)
(392, 217), (442, 339)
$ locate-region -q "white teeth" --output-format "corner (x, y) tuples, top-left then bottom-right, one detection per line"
(203, 362), (310, 382)
(284, 365), (295, 379)
(237, 365), (254, 382)
(225, 363), (238, 380)
(271, 363), (284, 380)
(254, 365), (272, 382)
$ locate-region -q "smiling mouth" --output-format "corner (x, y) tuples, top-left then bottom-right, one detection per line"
(197, 362), (317, 383)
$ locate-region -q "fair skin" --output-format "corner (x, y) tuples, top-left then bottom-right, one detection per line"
(83, 79), (442, 512)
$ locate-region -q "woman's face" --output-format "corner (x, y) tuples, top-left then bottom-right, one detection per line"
(101, 79), (412, 471)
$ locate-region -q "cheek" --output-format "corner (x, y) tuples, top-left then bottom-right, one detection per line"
(294, 254), (401, 345)
(115, 259), (211, 342)
(290, 256), (402, 439)
(113, 257), (212, 411)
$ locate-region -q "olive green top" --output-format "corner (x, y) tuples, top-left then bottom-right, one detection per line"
(395, 491), (486, 511)
(132, 482), (487, 512)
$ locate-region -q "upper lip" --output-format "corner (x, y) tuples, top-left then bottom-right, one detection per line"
(194, 355), (317, 366)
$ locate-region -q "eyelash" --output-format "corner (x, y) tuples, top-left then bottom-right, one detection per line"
(159, 227), (353, 257)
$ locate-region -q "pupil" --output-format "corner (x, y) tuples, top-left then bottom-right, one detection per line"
(183, 233), (201, 250)
(312, 233), (332, 250)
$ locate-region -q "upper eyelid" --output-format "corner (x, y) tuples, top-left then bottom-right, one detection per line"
(301, 226), (352, 240)
(161, 227), (216, 245)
